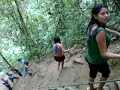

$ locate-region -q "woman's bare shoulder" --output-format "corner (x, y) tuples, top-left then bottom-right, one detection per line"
(57, 43), (63, 47)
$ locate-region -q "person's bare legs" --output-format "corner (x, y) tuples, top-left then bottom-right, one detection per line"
(89, 77), (97, 90)
(58, 62), (60, 70)
(61, 61), (64, 69)
(97, 76), (107, 90)
(28, 70), (33, 76)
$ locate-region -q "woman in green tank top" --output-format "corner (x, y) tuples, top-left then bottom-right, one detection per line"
(85, 3), (120, 90)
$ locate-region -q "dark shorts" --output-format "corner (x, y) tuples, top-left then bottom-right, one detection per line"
(85, 58), (110, 78)
(54, 55), (65, 62)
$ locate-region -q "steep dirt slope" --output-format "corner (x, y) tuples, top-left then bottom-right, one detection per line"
(12, 41), (120, 90)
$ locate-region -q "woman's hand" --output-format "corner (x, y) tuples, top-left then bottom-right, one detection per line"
(68, 48), (74, 51)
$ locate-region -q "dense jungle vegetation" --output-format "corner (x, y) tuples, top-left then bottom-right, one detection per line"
(0, 0), (120, 69)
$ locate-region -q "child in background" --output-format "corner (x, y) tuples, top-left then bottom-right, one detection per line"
(18, 58), (25, 66)
(18, 58), (26, 72)
(24, 62), (32, 77)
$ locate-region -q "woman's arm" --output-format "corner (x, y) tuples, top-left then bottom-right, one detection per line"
(60, 44), (72, 53)
(96, 31), (120, 59)
(24, 65), (29, 68)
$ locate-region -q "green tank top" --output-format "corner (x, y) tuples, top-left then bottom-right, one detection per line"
(85, 27), (111, 64)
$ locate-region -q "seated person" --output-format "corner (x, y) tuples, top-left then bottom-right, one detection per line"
(18, 58), (26, 72)
(11, 68), (23, 77)
(6, 71), (19, 83)
(1, 78), (12, 90)
(18, 58), (25, 66)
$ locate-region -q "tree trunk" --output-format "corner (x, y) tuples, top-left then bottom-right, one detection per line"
(0, 52), (12, 68)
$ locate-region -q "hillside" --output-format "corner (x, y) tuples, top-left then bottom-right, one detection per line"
(11, 41), (120, 90)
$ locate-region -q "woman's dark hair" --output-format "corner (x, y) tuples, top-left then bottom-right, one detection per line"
(25, 62), (28, 66)
(6, 72), (9, 75)
(54, 36), (61, 43)
(86, 3), (108, 33)
(18, 58), (22, 61)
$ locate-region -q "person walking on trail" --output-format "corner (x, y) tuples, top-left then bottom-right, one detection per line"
(18, 58), (25, 66)
(53, 36), (73, 70)
(85, 3), (120, 90)
(24, 62), (32, 77)
(18, 58), (26, 72)
(1, 78), (12, 90)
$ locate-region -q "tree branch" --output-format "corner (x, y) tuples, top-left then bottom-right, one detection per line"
(0, 52), (12, 68)
(106, 28), (120, 37)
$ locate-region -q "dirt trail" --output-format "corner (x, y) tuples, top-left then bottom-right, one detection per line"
(12, 41), (120, 90)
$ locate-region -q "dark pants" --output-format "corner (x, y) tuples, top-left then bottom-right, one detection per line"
(85, 57), (110, 78)
(6, 85), (12, 90)
(9, 77), (19, 82)
(88, 62), (110, 78)
(17, 72), (23, 77)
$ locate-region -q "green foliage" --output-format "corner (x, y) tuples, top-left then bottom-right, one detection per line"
(0, 0), (119, 68)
